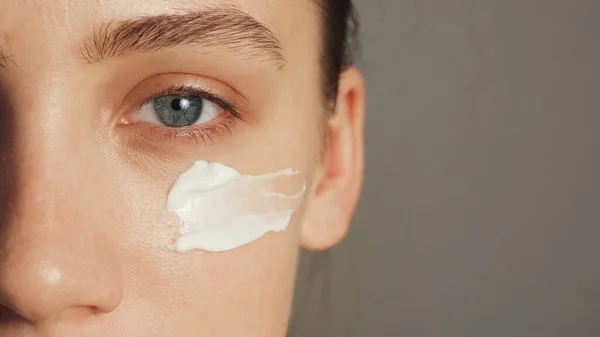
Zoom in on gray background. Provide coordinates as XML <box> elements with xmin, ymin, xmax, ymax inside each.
<box><xmin>330</xmin><ymin>0</ymin><xmax>600</xmax><ymax>336</ymax></box>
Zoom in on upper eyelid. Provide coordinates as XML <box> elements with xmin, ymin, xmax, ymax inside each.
<box><xmin>136</xmin><ymin>85</ymin><xmax>244</xmax><ymax>120</ymax></box>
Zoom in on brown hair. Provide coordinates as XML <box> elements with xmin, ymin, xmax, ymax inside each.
<box><xmin>317</xmin><ymin>0</ymin><xmax>359</xmax><ymax>104</ymax></box>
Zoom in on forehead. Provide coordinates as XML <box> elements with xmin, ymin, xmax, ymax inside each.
<box><xmin>0</xmin><ymin>0</ymin><xmax>321</xmax><ymax>67</ymax></box>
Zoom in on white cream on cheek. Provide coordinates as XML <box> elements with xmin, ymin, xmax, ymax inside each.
<box><xmin>167</xmin><ymin>161</ymin><xmax>305</xmax><ymax>253</ymax></box>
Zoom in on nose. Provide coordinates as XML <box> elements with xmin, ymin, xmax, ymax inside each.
<box><xmin>0</xmin><ymin>139</ymin><xmax>124</xmax><ymax>324</ymax></box>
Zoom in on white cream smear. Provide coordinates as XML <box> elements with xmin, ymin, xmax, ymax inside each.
<box><xmin>167</xmin><ymin>161</ymin><xmax>305</xmax><ymax>253</ymax></box>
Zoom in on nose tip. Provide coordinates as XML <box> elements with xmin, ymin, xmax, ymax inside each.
<box><xmin>0</xmin><ymin>261</ymin><xmax>79</xmax><ymax>322</ymax></box>
<box><xmin>0</xmin><ymin>247</ymin><xmax>123</xmax><ymax>323</ymax></box>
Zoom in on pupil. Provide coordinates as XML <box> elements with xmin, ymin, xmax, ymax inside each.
<box><xmin>171</xmin><ymin>99</ymin><xmax>182</xmax><ymax>111</ymax></box>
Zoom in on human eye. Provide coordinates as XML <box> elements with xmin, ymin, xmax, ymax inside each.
<box><xmin>118</xmin><ymin>75</ymin><xmax>245</xmax><ymax>145</ymax></box>
<box><xmin>136</xmin><ymin>92</ymin><xmax>219</xmax><ymax>128</ymax></box>
<box><xmin>132</xmin><ymin>85</ymin><xmax>243</xmax><ymax>128</ymax></box>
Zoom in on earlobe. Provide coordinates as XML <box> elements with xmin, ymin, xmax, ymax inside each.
<box><xmin>300</xmin><ymin>67</ymin><xmax>365</xmax><ymax>251</ymax></box>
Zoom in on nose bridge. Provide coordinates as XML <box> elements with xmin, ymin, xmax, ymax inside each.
<box><xmin>4</xmin><ymin>75</ymin><xmax>96</xmax><ymax>231</ymax></box>
<box><xmin>0</xmin><ymin>99</ymin><xmax>123</xmax><ymax>323</ymax></box>
<box><xmin>5</xmin><ymin>100</ymin><xmax>78</xmax><ymax>237</ymax></box>
<box><xmin>4</xmin><ymin>143</ymin><xmax>76</xmax><ymax>247</ymax></box>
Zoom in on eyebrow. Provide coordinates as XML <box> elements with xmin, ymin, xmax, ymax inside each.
<box><xmin>80</xmin><ymin>7</ymin><xmax>286</xmax><ymax>69</ymax></box>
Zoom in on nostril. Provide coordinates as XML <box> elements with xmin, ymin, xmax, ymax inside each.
<box><xmin>55</xmin><ymin>306</ymin><xmax>104</xmax><ymax>323</ymax></box>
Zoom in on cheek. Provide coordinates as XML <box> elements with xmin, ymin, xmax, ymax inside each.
<box><xmin>162</xmin><ymin>228</ymin><xmax>300</xmax><ymax>336</ymax></box>
<box><xmin>104</xmin><ymin>79</ymin><xmax>323</xmax><ymax>334</ymax></box>
<box><xmin>108</xmin><ymin>154</ymin><xmax>308</xmax><ymax>335</ymax></box>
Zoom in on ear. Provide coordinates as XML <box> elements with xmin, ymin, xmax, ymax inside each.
<box><xmin>300</xmin><ymin>67</ymin><xmax>366</xmax><ymax>251</ymax></box>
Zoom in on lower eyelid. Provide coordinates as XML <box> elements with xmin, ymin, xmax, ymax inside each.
<box><xmin>139</xmin><ymin>115</ymin><xmax>237</xmax><ymax>145</ymax></box>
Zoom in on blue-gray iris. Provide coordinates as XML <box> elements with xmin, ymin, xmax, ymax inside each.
<box><xmin>153</xmin><ymin>95</ymin><xmax>204</xmax><ymax>127</ymax></box>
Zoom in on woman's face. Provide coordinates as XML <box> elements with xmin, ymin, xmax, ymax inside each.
<box><xmin>0</xmin><ymin>0</ymin><xmax>364</xmax><ymax>336</ymax></box>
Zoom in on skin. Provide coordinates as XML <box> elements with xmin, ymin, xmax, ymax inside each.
<box><xmin>0</xmin><ymin>0</ymin><xmax>365</xmax><ymax>336</ymax></box>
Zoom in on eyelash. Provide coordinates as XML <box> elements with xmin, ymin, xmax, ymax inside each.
<box><xmin>133</xmin><ymin>84</ymin><xmax>244</xmax><ymax>144</ymax></box>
